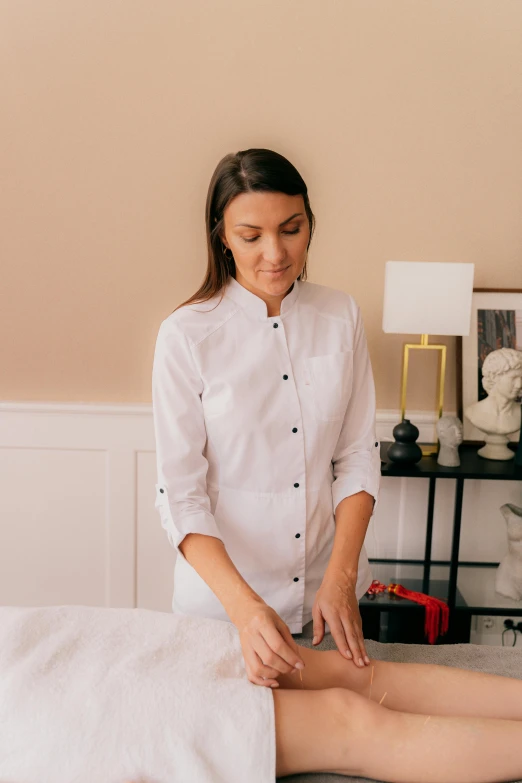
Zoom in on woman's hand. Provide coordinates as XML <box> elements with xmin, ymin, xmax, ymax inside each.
<box><xmin>232</xmin><ymin>598</ymin><xmax>305</xmax><ymax>688</ymax></box>
<box><xmin>312</xmin><ymin>573</ymin><xmax>370</xmax><ymax>667</ymax></box>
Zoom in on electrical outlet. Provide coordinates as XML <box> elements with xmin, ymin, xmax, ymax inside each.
<box><xmin>471</xmin><ymin>615</ymin><xmax>520</xmax><ymax>645</ymax></box>
<box><xmin>478</xmin><ymin>616</ymin><xmax>517</xmax><ymax>634</ymax></box>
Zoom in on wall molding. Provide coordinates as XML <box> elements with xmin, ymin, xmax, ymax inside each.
<box><xmin>1</xmin><ymin>400</ymin><xmax>447</xmax><ymax>434</ymax></box>
<box><xmin>0</xmin><ymin>401</ymin><xmax>153</xmax><ymax>416</ymax></box>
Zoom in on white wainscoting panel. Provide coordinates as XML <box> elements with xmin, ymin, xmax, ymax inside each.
<box><xmin>0</xmin><ymin>403</ymin><xmax>159</xmax><ymax>610</ymax></box>
<box><xmin>1</xmin><ymin>403</ymin><xmax>521</xmax><ymax>627</ymax></box>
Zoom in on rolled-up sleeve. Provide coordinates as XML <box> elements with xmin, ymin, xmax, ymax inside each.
<box><xmin>331</xmin><ymin>300</ymin><xmax>381</xmax><ymax>517</ymax></box>
<box><xmin>152</xmin><ymin>318</ymin><xmax>223</xmax><ymax>551</ymax></box>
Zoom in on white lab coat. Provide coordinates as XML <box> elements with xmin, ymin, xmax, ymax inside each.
<box><xmin>152</xmin><ymin>275</ymin><xmax>381</xmax><ymax>633</ymax></box>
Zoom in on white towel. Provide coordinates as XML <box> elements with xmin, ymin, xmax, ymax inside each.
<box><xmin>0</xmin><ymin>605</ymin><xmax>276</xmax><ymax>783</ymax></box>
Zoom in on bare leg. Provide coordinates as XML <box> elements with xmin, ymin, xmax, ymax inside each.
<box><xmin>277</xmin><ymin>644</ymin><xmax>522</xmax><ymax>720</ymax></box>
<box><xmin>273</xmin><ymin>686</ymin><xmax>522</xmax><ymax>781</ymax></box>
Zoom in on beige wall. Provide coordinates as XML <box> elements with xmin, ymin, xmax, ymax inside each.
<box><xmin>2</xmin><ymin>0</ymin><xmax>521</xmax><ymax>411</ymax></box>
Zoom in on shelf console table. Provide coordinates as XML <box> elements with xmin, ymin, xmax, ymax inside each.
<box><xmin>359</xmin><ymin>442</ymin><xmax>522</xmax><ymax>644</ymax></box>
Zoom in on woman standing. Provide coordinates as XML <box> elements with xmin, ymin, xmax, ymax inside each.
<box><xmin>152</xmin><ymin>148</ymin><xmax>381</xmax><ymax>687</ymax></box>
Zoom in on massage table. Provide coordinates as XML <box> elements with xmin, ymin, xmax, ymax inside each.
<box><xmin>0</xmin><ymin>604</ymin><xmax>520</xmax><ymax>783</ymax></box>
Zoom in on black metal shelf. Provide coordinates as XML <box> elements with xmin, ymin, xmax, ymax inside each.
<box><xmin>363</xmin><ymin>562</ymin><xmax>522</xmax><ymax>615</ymax></box>
<box><xmin>361</xmin><ymin>443</ymin><xmax>522</xmax><ymax>643</ymax></box>
<box><xmin>380</xmin><ymin>442</ymin><xmax>522</xmax><ymax>481</ymax></box>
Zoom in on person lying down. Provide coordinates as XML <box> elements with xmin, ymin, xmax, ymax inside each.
<box><xmin>1</xmin><ymin>604</ymin><xmax>522</xmax><ymax>783</ymax></box>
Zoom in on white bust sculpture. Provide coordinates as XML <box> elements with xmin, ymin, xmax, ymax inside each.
<box><xmin>464</xmin><ymin>347</ymin><xmax>522</xmax><ymax>460</ymax></box>
<box><xmin>495</xmin><ymin>503</ymin><xmax>522</xmax><ymax>601</ymax></box>
<box><xmin>436</xmin><ymin>415</ymin><xmax>463</xmax><ymax>467</ymax></box>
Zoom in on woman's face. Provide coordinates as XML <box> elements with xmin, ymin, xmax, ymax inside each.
<box><xmin>220</xmin><ymin>191</ymin><xmax>310</xmax><ymax>302</ymax></box>
<box><xmin>494</xmin><ymin>368</ymin><xmax>522</xmax><ymax>402</ymax></box>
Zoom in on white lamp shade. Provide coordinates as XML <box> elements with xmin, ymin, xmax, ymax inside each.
<box><xmin>382</xmin><ymin>261</ymin><xmax>475</xmax><ymax>336</ymax></box>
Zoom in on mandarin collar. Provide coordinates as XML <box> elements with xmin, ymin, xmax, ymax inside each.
<box><xmin>224</xmin><ymin>275</ymin><xmax>300</xmax><ymax>321</ymax></box>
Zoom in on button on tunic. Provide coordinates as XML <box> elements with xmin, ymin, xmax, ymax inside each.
<box><xmin>152</xmin><ymin>276</ymin><xmax>381</xmax><ymax>633</ymax></box>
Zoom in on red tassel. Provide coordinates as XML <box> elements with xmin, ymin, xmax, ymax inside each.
<box><xmin>366</xmin><ymin>580</ymin><xmax>449</xmax><ymax>644</ymax></box>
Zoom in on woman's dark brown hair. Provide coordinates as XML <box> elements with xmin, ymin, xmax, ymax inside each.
<box><xmin>172</xmin><ymin>148</ymin><xmax>315</xmax><ymax>313</ymax></box>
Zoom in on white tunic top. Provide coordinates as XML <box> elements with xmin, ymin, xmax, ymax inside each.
<box><xmin>152</xmin><ymin>275</ymin><xmax>381</xmax><ymax>633</ymax></box>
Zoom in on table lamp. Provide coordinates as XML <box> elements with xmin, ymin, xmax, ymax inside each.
<box><xmin>382</xmin><ymin>261</ymin><xmax>475</xmax><ymax>456</ymax></box>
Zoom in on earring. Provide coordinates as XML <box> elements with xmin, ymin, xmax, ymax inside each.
<box><xmin>222</xmin><ymin>244</ymin><xmax>233</xmax><ymax>260</ymax></box>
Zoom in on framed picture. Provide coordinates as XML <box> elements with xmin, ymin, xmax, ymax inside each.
<box><xmin>456</xmin><ymin>287</ymin><xmax>522</xmax><ymax>444</ymax></box>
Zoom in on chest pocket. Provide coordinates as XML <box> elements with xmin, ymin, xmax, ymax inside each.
<box><xmin>304</xmin><ymin>351</ymin><xmax>354</xmax><ymax>421</ymax></box>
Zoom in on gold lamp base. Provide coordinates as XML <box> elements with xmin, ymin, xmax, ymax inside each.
<box><xmin>400</xmin><ymin>335</ymin><xmax>447</xmax><ymax>457</ymax></box>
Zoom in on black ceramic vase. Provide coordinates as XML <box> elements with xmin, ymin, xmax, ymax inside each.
<box><xmin>388</xmin><ymin>419</ymin><xmax>423</xmax><ymax>464</ymax></box>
